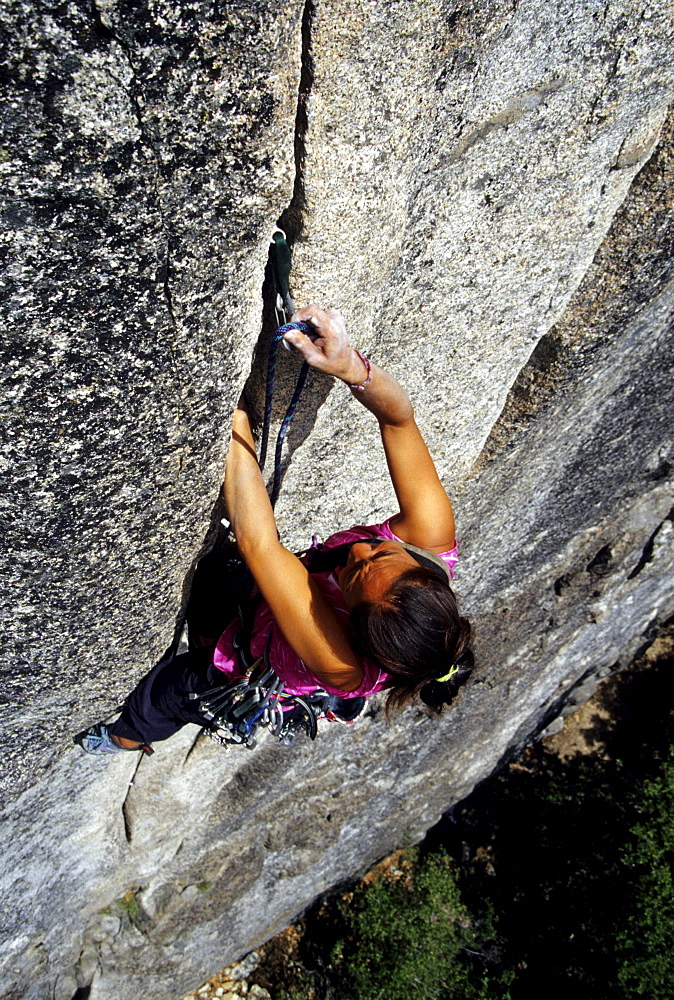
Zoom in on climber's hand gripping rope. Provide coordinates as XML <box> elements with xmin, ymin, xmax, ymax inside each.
<box><xmin>280</xmin><ymin>307</ymin><xmax>370</xmax><ymax>386</ymax></box>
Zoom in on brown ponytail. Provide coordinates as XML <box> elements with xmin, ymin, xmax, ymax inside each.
<box><xmin>348</xmin><ymin>566</ymin><xmax>473</xmax><ymax>717</ymax></box>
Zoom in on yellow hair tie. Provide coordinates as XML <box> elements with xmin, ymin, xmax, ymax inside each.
<box><xmin>437</xmin><ymin>664</ymin><xmax>460</xmax><ymax>683</ymax></box>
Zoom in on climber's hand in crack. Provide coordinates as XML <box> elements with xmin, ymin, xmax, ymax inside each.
<box><xmin>286</xmin><ymin>305</ymin><xmax>416</xmax><ymax>430</ymax></box>
<box><xmin>284</xmin><ymin>305</ymin><xmax>368</xmax><ymax>385</ymax></box>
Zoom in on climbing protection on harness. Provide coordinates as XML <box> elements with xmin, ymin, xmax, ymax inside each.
<box><xmin>190</xmin><ymin>656</ymin><xmax>328</xmax><ymax>750</ymax></box>
<box><xmin>190</xmin><ymin>594</ymin><xmax>366</xmax><ymax>749</ymax></box>
<box><xmin>258</xmin><ymin>228</ymin><xmax>315</xmax><ymax>508</ymax></box>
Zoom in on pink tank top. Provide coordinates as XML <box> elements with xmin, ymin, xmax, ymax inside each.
<box><xmin>212</xmin><ymin>517</ymin><xmax>458</xmax><ymax>698</ymax></box>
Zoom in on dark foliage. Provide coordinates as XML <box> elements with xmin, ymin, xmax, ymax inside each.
<box><xmin>430</xmin><ymin>641</ymin><xmax>674</xmax><ymax>999</ymax></box>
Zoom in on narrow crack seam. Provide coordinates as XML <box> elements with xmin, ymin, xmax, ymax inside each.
<box><xmin>91</xmin><ymin>0</ymin><xmax>166</xmax><ymax>179</ymax></box>
<box><xmin>121</xmin><ymin>754</ymin><xmax>144</xmax><ymax>845</ymax></box>
<box><xmin>277</xmin><ymin>0</ymin><xmax>316</xmax><ymax>240</ymax></box>
<box><xmin>162</xmin><ymin>245</ymin><xmax>178</xmax><ymax>331</ymax></box>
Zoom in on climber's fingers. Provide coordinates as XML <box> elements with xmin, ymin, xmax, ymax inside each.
<box><xmin>285</xmin><ymin>305</ymin><xmax>356</xmax><ymax>380</ymax></box>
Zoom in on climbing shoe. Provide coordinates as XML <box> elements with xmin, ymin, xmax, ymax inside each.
<box><xmin>74</xmin><ymin>722</ymin><xmax>153</xmax><ymax>756</ymax></box>
<box><xmin>325</xmin><ymin>695</ymin><xmax>366</xmax><ymax>724</ymax></box>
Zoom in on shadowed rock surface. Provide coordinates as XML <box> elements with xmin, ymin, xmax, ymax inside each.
<box><xmin>1</xmin><ymin>2</ymin><xmax>673</xmax><ymax>999</ymax></box>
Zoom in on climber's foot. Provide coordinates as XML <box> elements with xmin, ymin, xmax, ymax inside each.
<box><xmin>74</xmin><ymin>722</ymin><xmax>154</xmax><ymax>756</ymax></box>
<box><xmin>114</xmin><ymin>734</ymin><xmax>145</xmax><ymax>749</ymax></box>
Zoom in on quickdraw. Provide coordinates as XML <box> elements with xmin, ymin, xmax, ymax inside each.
<box><xmin>190</xmin><ymin>661</ymin><xmax>316</xmax><ymax>750</ymax></box>
<box><xmin>189</xmin><ymin>654</ymin><xmax>344</xmax><ymax>750</ymax></box>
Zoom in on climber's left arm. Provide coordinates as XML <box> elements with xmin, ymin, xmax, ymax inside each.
<box><xmin>224</xmin><ymin>400</ymin><xmax>365</xmax><ymax>692</ymax></box>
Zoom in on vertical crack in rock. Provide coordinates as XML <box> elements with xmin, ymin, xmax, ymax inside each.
<box><xmin>90</xmin><ymin>0</ymin><xmax>114</xmax><ymax>43</ymax></box>
<box><xmin>121</xmin><ymin>756</ymin><xmax>144</xmax><ymax>845</ymax></box>
<box><xmin>182</xmin><ymin>728</ymin><xmax>207</xmax><ymax>767</ymax></box>
<box><xmin>90</xmin><ymin>1</ymin><xmax>166</xmax><ymax>178</ymax></box>
<box><xmin>277</xmin><ymin>0</ymin><xmax>315</xmax><ymax>240</ymax></box>
<box><xmin>587</xmin><ymin>45</ymin><xmax>623</xmax><ymax>125</ymax></box>
<box><xmin>243</xmin><ymin>0</ymin><xmax>324</xmax><ymax>494</ymax></box>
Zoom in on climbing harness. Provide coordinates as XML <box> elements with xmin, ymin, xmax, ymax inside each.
<box><xmin>259</xmin><ymin>229</ymin><xmax>315</xmax><ymax>507</ymax></box>
<box><xmin>190</xmin><ymin>622</ymin><xmax>364</xmax><ymax>750</ymax></box>
<box><xmin>185</xmin><ymin>532</ymin><xmax>451</xmax><ymax>750</ymax></box>
<box><xmin>190</xmin><ymin>655</ymin><xmax>331</xmax><ymax>750</ymax></box>
<box><xmin>185</xmin><ymin>535</ymin><xmax>369</xmax><ymax>750</ymax></box>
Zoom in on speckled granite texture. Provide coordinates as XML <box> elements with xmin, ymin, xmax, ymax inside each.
<box><xmin>0</xmin><ymin>0</ymin><xmax>304</xmax><ymax>798</ymax></box>
<box><xmin>1</xmin><ymin>2</ymin><xmax>673</xmax><ymax>999</ymax></box>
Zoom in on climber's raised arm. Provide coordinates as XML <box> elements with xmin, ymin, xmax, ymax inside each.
<box><xmin>224</xmin><ymin>395</ymin><xmax>365</xmax><ymax>692</ymax></box>
<box><xmin>284</xmin><ymin>306</ymin><xmax>456</xmax><ymax>554</ymax></box>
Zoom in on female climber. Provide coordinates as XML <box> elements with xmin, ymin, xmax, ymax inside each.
<box><xmin>75</xmin><ymin>306</ymin><xmax>473</xmax><ymax>755</ymax></box>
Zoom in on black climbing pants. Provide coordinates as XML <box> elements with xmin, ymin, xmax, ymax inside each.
<box><xmin>109</xmin><ymin>647</ymin><xmax>221</xmax><ymax>745</ymax></box>
<box><xmin>110</xmin><ymin>533</ymin><xmax>253</xmax><ymax>745</ymax></box>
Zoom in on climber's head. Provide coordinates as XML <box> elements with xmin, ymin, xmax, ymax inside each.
<box><xmin>340</xmin><ymin>539</ymin><xmax>473</xmax><ymax>715</ymax></box>
<box><xmin>338</xmin><ymin>539</ymin><xmax>420</xmax><ymax>607</ymax></box>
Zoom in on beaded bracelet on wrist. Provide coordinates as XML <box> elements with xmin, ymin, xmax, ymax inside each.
<box><xmin>347</xmin><ymin>349</ymin><xmax>372</xmax><ymax>391</ymax></box>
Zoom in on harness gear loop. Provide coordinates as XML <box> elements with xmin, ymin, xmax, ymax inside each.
<box><xmin>193</xmin><ymin>654</ymin><xmax>328</xmax><ymax>750</ymax></box>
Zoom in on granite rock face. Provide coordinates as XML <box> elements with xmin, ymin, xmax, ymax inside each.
<box><xmin>275</xmin><ymin>0</ymin><xmax>673</xmax><ymax>540</ymax></box>
<box><xmin>0</xmin><ymin>0</ymin><xmax>304</xmax><ymax>798</ymax></box>
<box><xmin>1</xmin><ymin>2</ymin><xmax>673</xmax><ymax>999</ymax></box>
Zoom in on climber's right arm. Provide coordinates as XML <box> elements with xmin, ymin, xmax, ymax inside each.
<box><xmin>283</xmin><ymin>306</ymin><xmax>455</xmax><ymax>553</ymax></box>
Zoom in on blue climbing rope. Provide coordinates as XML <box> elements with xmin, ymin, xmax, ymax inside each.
<box><xmin>260</xmin><ymin>320</ymin><xmax>313</xmax><ymax>507</ymax></box>
<box><xmin>271</xmin><ymin>323</ymin><xmax>313</xmax><ymax>506</ymax></box>
<box><xmin>257</xmin><ymin>229</ymin><xmax>321</xmax><ymax>507</ymax></box>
